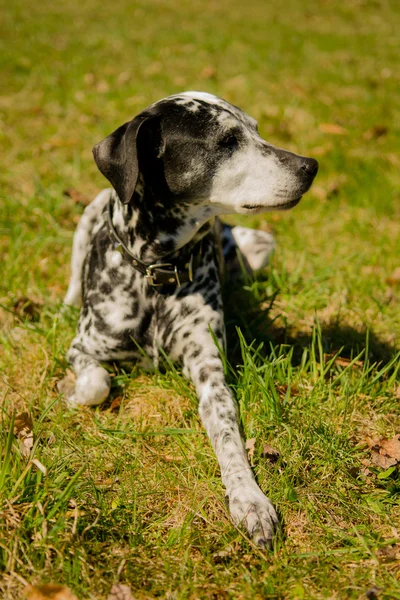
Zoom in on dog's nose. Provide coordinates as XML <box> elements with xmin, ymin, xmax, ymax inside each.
<box><xmin>300</xmin><ymin>158</ymin><xmax>319</xmax><ymax>177</ymax></box>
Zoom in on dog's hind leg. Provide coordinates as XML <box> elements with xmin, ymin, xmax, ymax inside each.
<box><xmin>64</xmin><ymin>189</ymin><xmax>112</xmax><ymax>308</ymax></box>
<box><xmin>221</xmin><ymin>223</ymin><xmax>275</xmax><ymax>275</ymax></box>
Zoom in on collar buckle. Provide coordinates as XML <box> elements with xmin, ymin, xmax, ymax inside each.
<box><xmin>145</xmin><ymin>262</ymin><xmax>174</xmax><ymax>287</ymax></box>
<box><xmin>107</xmin><ymin>199</ymin><xmax>200</xmax><ymax>288</ymax></box>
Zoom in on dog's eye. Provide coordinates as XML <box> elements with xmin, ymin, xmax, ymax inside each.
<box><xmin>219</xmin><ymin>135</ymin><xmax>239</xmax><ymax>151</ymax></box>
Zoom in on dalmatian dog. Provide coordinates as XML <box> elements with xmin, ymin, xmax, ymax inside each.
<box><xmin>62</xmin><ymin>92</ymin><xmax>318</xmax><ymax>548</ymax></box>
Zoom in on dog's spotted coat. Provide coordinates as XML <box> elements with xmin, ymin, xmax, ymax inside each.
<box><xmin>63</xmin><ymin>92</ymin><xmax>318</xmax><ymax>547</ymax></box>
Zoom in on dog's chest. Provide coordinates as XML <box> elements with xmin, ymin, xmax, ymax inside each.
<box><xmin>77</xmin><ymin>223</ymin><xmax>222</xmax><ymax>362</ymax></box>
<box><xmin>78</xmin><ymin>227</ymin><xmax>155</xmax><ymax>354</ymax></box>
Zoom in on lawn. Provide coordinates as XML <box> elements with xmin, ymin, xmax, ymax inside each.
<box><xmin>1</xmin><ymin>0</ymin><xmax>400</xmax><ymax>598</ymax></box>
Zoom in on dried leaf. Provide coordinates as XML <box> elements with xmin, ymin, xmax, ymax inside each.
<box><xmin>42</xmin><ymin>137</ymin><xmax>78</xmax><ymax>150</ymax></box>
<box><xmin>376</xmin><ymin>543</ymin><xmax>400</xmax><ymax>563</ymax></box>
<box><xmin>200</xmin><ymin>66</ymin><xmax>217</xmax><ymax>79</ymax></box>
<box><xmin>213</xmin><ymin>544</ymin><xmax>234</xmax><ymax>563</ymax></box>
<box><xmin>30</xmin><ymin>458</ymin><xmax>47</xmax><ymax>476</ymax></box>
<box><xmin>14</xmin><ymin>412</ymin><xmax>34</xmax><ymax>458</ymax></box>
<box><xmin>310</xmin><ymin>144</ymin><xmax>333</xmax><ymax>157</ymax></box>
<box><xmin>245</xmin><ymin>437</ymin><xmax>256</xmax><ymax>465</ymax></box>
<box><xmin>144</xmin><ymin>62</ymin><xmax>163</xmax><ymax>76</ymax></box>
<box><xmin>275</xmin><ymin>384</ymin><xmax>299</xmax><ymax>398</ymax></box>
<box><xmin>117</xmin><ymin>71</ymin><xmax>131</xmax><ymax>84</ymax></box>
<box><xmin>361</xmin><ymin>265</ymin><xmax>382</xmax><ymax>276</ymax></box>
<box><xmin>326</xmin><ymin>181</ymin><xmax>341</xmax><ymax>198</ymax></box>
<box><xmin>364</xmin><ymin>125</ymin><xmax>388</xmax><ymax>140</ymax></box>
<box><xmin>379</xmin><ymin>435</ymin><xmax>400</xmax><ymax>461</ymax></box>
<box><xmin>57</xmin><ymin>370</ymin><xmax>76</xmax><ymax>398</ymax></box>
<box><xmin>367</xmin><ymin>434</ymin><xmax>400</xmax><ymax>469</ymax></box>
<box><xmin>395</xmin><ymin>385</ymin><xmax>400</xmax><ymax>400</ymax></box>
<box><xmin>225</xmin><ymin>74</ymin><xmax>247</xmax><ymax>90</ymax></box>
<box><xmin>107</xmin><ymin>583</ymin><xmax>135</xmax><ymax>600</ymax></box>
<box><xmin>93</xmin><ymin>478</ymin><xmax>114</xmax><ymax>488</ymax></box>
<box><xmin>83</xmin><ymin>73</ymin><xmax>95</xmax><ymax>84</ymax></box>
<box><xmin>310</xmin><ymin>185</ymin><xmax>327</xmax><ymax>201</ymax></box>
<box><xmin>96</xmin><ymin>80</ymin><xmax>110</xmax><ymax>93</ymax></box>
<box><xmin>365</xmin><ymin>435</ymin><xmax>379</xmax><ymax>448</ymax></box>
<box><xmin>386</xmin><ymin>267</ymin><xmax>400</xmax><ymax>286</ymax></box>
<box><xmin>387</xmin><ymin>152</ymin><xmax>400</xmax><ymax>167</ymax></box>
<box><xmin>25</xmin><ymin>584</ymin><xmax>79</xmax><ymax>600</ymax></box>
<box><xmin>383</xmin><ymin>287</ymin><xmax>397</xmax><ymax>305</ymax></box>
<box><xmin>109</xmin><ymin>396</ymin><xmax>122</xmax><ymax>412</ymax></box>
<box><xmin>262</xmin><ymin>444</ymin><xmax>280</xmax><ymax>464</ymax></box>
<box><xmin>63</xmin><ymin>188</ymin><xmax>91</xmax><ymax>207</ymax></box>
<box><xmin>14</xmin><ymin>412</ymin><xmax>33</xmax><ymax>436</ymax></box>
<box><xmin>13</xmin><ymin>297</ymin><xmax>42</xmax><ymax>321</ymax></box>
<box><xmin>371</xmin><ymin>453</ymin><xmax>397</xmax><ymax>469</ymax></box>
<box><xmin>360</xmin><ymin>466</ymin><xmax>372</xmax><ymax>478</ymax></box>
<box><xmin>160</xmin><ymin>454</ymin><xmax>183</xmax><ymax>463</ymax></box>
<box><xmin>324</xmin><ymin>354</ymin><xmax>363</xmax><ymax>369</ymax></box>
<box><xmin>319</xmin><ymin>123</ymin><xmax>348</xmax><ymax>135</ymax></box>
<box><xmin>47</xmin><ymin>432</ymin><xmax>57</xmax><ymax>445</ymax></box>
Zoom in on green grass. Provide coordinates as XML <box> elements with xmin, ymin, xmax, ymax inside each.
<box><xmin>1</xmin><ymin>0</ymin><xmax>400</xmax><ymax>598</ymax></box>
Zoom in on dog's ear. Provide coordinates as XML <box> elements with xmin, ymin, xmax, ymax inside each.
<box><xmin>92</xmin><ymin>113</ymin><xmax>164</xmax><ymax>205</ymax></box>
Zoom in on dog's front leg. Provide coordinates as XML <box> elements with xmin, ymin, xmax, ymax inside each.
<box><xmin>183</xmin><ymin>347</ymin><xmax>279</xmax><ymax>547</ymax></box>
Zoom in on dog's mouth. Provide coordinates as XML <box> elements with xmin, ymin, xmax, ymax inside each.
<box><xmin>242</xmin><ymin>197</ymin><xmax>302</xmax><ymax>212</ymax></box>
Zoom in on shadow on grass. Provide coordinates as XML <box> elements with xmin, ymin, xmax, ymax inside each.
<box><xmin>223</xmin><ymin>277</ymin><xmax>397</xmax><ymax>368</ymax></box>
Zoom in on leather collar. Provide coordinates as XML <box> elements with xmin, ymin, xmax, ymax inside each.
<box><xmin>105</xmin><ymin>199</ymin><xmax>203</xmax><ymax>287</ymax></box>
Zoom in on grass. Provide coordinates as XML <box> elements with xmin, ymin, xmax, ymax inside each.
<box><xmin>1</xmin><ymin>0</ymin><xmax>400</xmax><ymax>597</ymax></box>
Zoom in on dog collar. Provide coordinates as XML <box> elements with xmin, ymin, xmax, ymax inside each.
<box><xmin>106</xmin><ymin>199</ymin><xmax>203</xmax><ymax>287</ymax></box>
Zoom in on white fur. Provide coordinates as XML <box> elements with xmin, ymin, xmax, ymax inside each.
<box><xmin>178</xmin><ymin>91</ymin><xmax>224</xmax><ymax>104</ymax></box>
<box><xmin>210</xmin><ymin>145</ymin><xmax>300</xmax><ymax>214</ymax></box>
<box><xmin>64</xmin><ymin>188</ymin><xmax>112</xmax><ymax>307</ymax></box>
<box><xmin>231</xmin><ymin>226</ymin><xmax>276</xmax><ymax>270</ymax></box>
<box><xmin>68</xmin><ymin>366</ymin><xmax>111</xmax><ymax>407</ymax></box>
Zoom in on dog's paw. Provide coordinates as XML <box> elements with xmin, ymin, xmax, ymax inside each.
<box><xmin>231</xmin><ymin>226</ymin><xmax>276</xmax><ymax>271</ymax></box>
<box><xmin>228</xmin><ymin>483</ymin><xmax>279</xmax><ymax>548</ymax></box>
<box><xmin>58</xmin><ymin>367</ymin><xmax>111</xmax><ymax>407</ymax></box>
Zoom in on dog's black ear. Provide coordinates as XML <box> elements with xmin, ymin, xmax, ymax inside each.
<box><xmin>92</xmin><ymin>113</ymin><xmax>163</xmax><ymax>205</ymax></box>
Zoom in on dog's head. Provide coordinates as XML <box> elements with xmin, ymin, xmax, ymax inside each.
<box><xmin>93</xmin><ymin>91</ymin><xmax>318</xmax><ymax>216</ymax></box>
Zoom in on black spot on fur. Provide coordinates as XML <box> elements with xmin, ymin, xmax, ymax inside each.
<box><xmin>100</xmin><ymin>282</ymin><xmax>112</xmax><ymax>295</ymax></box>
<box><xmin>199</xmin><ymin>367</ymin><xmax>210</xmax><ymax>383</ymax></box>
<box><xmin>190</xmin><ymin>348</ymin><xmax>202</xmax><ymax>360</ymax></box>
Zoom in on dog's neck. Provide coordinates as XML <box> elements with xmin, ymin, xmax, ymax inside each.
<box><xmin>110</xmin><ymin>188</ymin><xmax>216</xmax><ymax>263</ymax></box>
